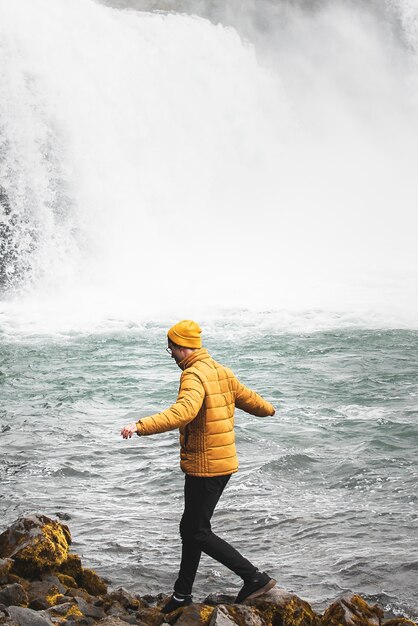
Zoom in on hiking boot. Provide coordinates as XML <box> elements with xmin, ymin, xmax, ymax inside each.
<box><xmin>160</xmin><ymin>593</ymin><xmax>192</xmax><ymax>614</ymax></box>
<box><xmin>235</xmin><ymin>571</ymin><xmax>276</xmax><ymax>603</ymax></box>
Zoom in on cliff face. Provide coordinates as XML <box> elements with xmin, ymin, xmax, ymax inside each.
<box><xmin>0</xmin><ymin>515</ymin><xmax>416</xmax><ymax>626</ymax></box>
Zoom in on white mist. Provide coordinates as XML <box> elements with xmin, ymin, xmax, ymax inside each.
<box><xmin>0</xmin><ymin>0</ymin><xmax>417</xmax><ymax>332</ymax></box>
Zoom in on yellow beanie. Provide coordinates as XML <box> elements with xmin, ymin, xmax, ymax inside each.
<box><xmin>167</xmin><ymin>320</ymin><xmax>202</xmax><ymax>349</ymax></box>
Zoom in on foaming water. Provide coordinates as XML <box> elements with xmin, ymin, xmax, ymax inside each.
<box><xmin>1</xmin><ymin>0</ymin><xmax>418</xmax><ymax>331</ymax></box>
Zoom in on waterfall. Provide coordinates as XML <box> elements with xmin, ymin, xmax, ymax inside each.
<box><xmin>1</xmin><ymin>0</ymin><xmax>417</xmax><ymax>331</ymax></box>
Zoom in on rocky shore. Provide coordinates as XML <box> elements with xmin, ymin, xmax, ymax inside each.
<box><xmin>0</xmin><ymin>515</ymin><xmax>415</xmax><ymax>626</ymax></box>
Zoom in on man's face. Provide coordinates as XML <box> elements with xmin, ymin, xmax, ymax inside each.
<box><xmin>167</xmin><ymin>340</ymin><xmax>186</xmax><ymax>367</ymax></box>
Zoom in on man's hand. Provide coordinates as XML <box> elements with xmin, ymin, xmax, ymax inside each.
<box><xmin>121</xmin><ymin>422</ymin><xmax>138</xmax><ymax>439</ymax></box>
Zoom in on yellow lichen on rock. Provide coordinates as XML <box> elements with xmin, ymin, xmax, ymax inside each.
<box><xmin>80</xmin><ymin>567</ymin><xmax>108</xmax><ymax>596</ymax></box>
<box><xmin>59</xmin><ymin>553</ymin><xmax>83</xmax><ymax>580</ymax></box>
<box><xmin>282</xmin><ymin>595</ymin><xmax>321</xmax><ymax>626</ymax></box>
<box><xmin>0</xmin><ymin>515</ymin><xmax>72</xmax><ymax>577</ymax></box>
<box><xmin>66</xmin><ymin>604</ymin><xmax>84</xmax><ymax>618</ymax></box>
<box><xmin>17</xmin><ymin>522</ymin><xmax>70</xmax><ymax>570</ymax></box>
<box><xmin>199</xmin><ymin>605</ymin><xmax>215</xmax><ymax>623</ymax></box>
<box><xmin>322</xmin><ymin>595</ymin><xmax>383</xmax><ymax>626</ymax></box>
<box><xmin>57</xmin><ymin>572</ymin><xmax>77</xmax><ymax>588</ymax></box>
<box><xmin>46</xmin><ymin>592</ymin><xmax>65</xmax><ymax>606</ymax></box>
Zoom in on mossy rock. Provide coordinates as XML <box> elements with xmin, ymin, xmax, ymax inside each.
<box><xmin>246</xmin><ymin>589</ymin><xmax>321</xmax><ymax>626</ymax></box>
<box><xmin>59</xmin><ymin>554</ymin><xmax>83</xmax><ymax>582</ymax></box>
<box><xmin>79</xmin><ymin>569</ymin><xmax>107</xmax><ymax>596</ymax></box>
<box><xmin>216</xmin><ymin>603</ymin><xmax>264</xmax><ymax>625</ymax></box>
<box><xmin>0</xmin><ymin>558</ymin><xmax>14</xmax><ymax>584</ymax></box>
<box><xmin>0</xmin><ymin>583</ymin><xmax>29</xmax><ymax>607</ymax></box>
<box><xmin>322</xmin><ymin>595</ymin><xmax>383</xmax><ymax>626</ymax></box>
<box><xmin>0</xmin><ymin>515</ymin><xmax>71</xmax><ymax>577</ymax></box>
<box><xmin>57</xmin><ymin>574</ymin><xmax>78</xmax><ymax>589</ymax></box>
<box><xmin>169</xmin><ymin>604</ymin><xmax>215</xmax><ymax>625</ymax></box>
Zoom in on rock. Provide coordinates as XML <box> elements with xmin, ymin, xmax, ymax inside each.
<box><xmin>322</xmin><ymin>596</ymin><xmax>384</xmax><ymax>626</ymax></box>
<box><xmin>0</xmin><ymin>584</ymin><xmax>29</xmax><ymax>607</ymax></box>
<box><xmin>0</xmin><ymin>560</ymin><xmax>14</xmax><ymax>584</ymax></box>
<box><xmin>55</xmin><ymin>577</ymin><xmax>76</xmax><ymax>591</ymax></box>
<box><xmin>168</xmin><ymin>604</ymin><xmax>214</xmax><ymax>626</ymax></box>
<box><xmin>79</xmin><ymin>570</ymin><xmax>107</xmax><ymax>597</ymax></box>
<box><xmin>244</xmin><ymin>588</ymin><xmax>321</xmax><ymax>626</ymax></box>
<box><xmin>135</xmin><ymin>608</ymin><xmax>166</xmax><ymax>626</ymax></box>
<box><xmin>97</xmin><ymin>618</ymin><xmax>135</xmax><ymax>626</ymax></box>
<box><xmin>6</xmin><ymin>577</ymin><xmax>29</xmax><ymax>590</ymax></box>
<box><xmin>27</xmin><ymin>581</ymin><xmax>65</xmax><ymax>609</ymax></box>
<box><xmin>59</xmin><ymin>557</ymin><xmax>82</xmax><ymax>583</ymax></box>
<box><xmin>214</xmin><ymin>604</ymin><xmax>264</xmax><ymax>626</ymax></box>
<box><xmin>7</xmin><ymin>606</ymin><xmax>54</xmax><ymax>626</ymax></box>
<box><xmin>115</xmin><ymin>617</ymin><xmax>137</xmax><ymax>625</ymax></box>
<box><xmin>73</xmin><ymin>598</ymin><xmax>105</xmax><ymax>620</ymax></box>
<box><xmin>104</xmin><ymin>602</ymin><xmax>126</xmax><ymax>618</ymax></box>
<box><xmin>45</xmin><ymin>602</ymin><xmax>78</xmax><ymax>617</ymax></box>
<box><xmin>0</xmin><ymin>516</ymin><xmax>71</xmax><ymax>577</ymax></box>
<box><xmin>106</xmin><ymin>590</ymin><xmax>141</xmax><ymax>611</ymax></box>
<box><xmin>208</xmin><ymin>606</ymin><xmax>238</xmax><ymax>626</ymax></box>
<box><xmin>64</xmin><ymin>590</ymin><xmax>95</xmax><ymax>605</ymax></box>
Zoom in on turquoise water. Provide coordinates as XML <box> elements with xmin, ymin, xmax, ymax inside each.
<box><xmin>1</xmin><ymin>316</ymin><xmax>417</xmax><ymax>619</ymax></box>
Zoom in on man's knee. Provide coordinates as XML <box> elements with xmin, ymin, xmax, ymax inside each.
<box><xmin>180</xmin><ymin>519</ymin><xmax>211</xmax><ymax>546</ymax></box>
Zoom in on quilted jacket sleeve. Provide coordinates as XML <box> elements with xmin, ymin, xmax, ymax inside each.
<box><xmin>233</xmin><ymin>378</ymin><xmax>275</xmax><ymax>417</ymax></box>
<box><xmin>136</xmin><ymin>370</ymin><xmax>205</xmax><ymax>435</ymax></box>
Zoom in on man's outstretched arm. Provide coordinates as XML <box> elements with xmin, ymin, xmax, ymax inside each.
<box><xmin>121</xmin><ymin>371</ymin><xmax>205</xmax><ymax>438</ymax></box>
<box><xmin>234</xmin><ymin>378</ymin><xmax>275</xmax><ymax>417</ymax></box>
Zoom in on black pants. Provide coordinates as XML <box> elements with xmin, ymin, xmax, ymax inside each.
<box><xmin>173</xmin><ymin>474</ymin><xmax>257</xmax><ymax>595</ymax></box>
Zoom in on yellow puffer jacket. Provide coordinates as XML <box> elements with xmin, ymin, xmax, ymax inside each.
<box><xmin>136</xmin><ymin>348</ymin><xmax>275</xmax><ymax>477</ymax></box>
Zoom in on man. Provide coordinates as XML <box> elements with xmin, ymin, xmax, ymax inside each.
<box><xmin>121</xmin><ymin>320</ymin><xmax>277</xmax><ymax>613</ymax></box>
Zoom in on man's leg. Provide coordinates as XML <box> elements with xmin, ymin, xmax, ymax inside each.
<box><xmin>174</xmin><ymin>474</ymin><xmax>257</xmax><ymax>596</ymax></box>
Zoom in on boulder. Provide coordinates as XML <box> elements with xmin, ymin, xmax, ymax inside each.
<box><xmin>209</xmin><ymin>604</ymin><xmax>264</xmax><ymax>625</ymax></box>
<box><xmin>78</xmin><ymin>571</ymin><xmax>107</xmax><ymax>597</ymax></box>
<box><xmin>0</xmin><ymin>584</ymin><xmax>29</xmax><ymax>608</ymax></box>
<box><xmin>27</xmin><ymin>581</ymin><xmax>65</xmax><ymax>609</ymax></box>
<box><xmin>168</xmin><ymin>604</ymin><xmax>214</xmax><ymax>625</ymax></box>
<box><xmin>208</xmin><ymin>606</ymin><xmax>237</xmax><ymax>626</ymax></box>
<box><xmin>6</xmin><ymin>607</ymin><xmax>54</xmax><ymax>626</ymax></box>
<box><xmin>0</xmin><ymin>516</ymin><xmax>71</xmax><ymax>577</ymax></box>
<box><xmin>56</xmin><ymin>577</ymin><xmax>76</xmax><ymax>591</ymax></box>
<box><xmin>134</xmin><ymin>608</ymin><xmax>166</xmax><ymax>626</ymax></box>
<box><xmin>59</xmin><ymin>558</ymin><xmax>82</xmax><ymax>583</ymax></box>
<box><xmin>322</xmin><ymin>596</ymin><xmax>384</xmax><ymax>626</ymax></box>
<box><xmin>73</xmin><ymin>598</ymin><xmax>104</xmax><ymax>620</ymax></box>
<box><xmin>97</xmin><ymin>618</ymin><xmax>137</xmax><ymax>626</ymax></box>
<box><xmin>245</xmin><ymin>587</ymin><xmax>320</xmax><ymax>626</ymax></box>
<box><xmin>106</xmin><ymin>590</ymin><xmax>141</xmax><ymax>612</ymax></box>
<box><xmin>0</xmin><ymin>560</ymin><xmax>14</xmax><ymax>585</ymax></box>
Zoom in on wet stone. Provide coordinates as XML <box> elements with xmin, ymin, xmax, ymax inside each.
<box><xmin>322</xmin><ymin>596</ymin><xmax>383</xmax><ymax>626</ymax></box>
<box><xmin>0</xmin><ymin>516</ymin><xmax>71</xmax><ymax>578</ymax></box>
<box><xmin>170</xmin><ymin>604</ymin><xmax>214</xmax><ymax>626</ymax></box>
<box><xmin>79</xmin><ymin>571</ymin><xmax>107</xmax><ymax>597</ymax></box>
<box><xmin>107</xmin><ymin>590</ymin><xmax>141</xmax><ymax>611</ymax></box>
<box><xmin>73</xmin><ymin>598</ymin><xmax>104</xmax><ymax>620</ymax></box>
<box><xmin>219</xmin><ymin>604</ymin><xmax>264</xmax><ymax>626</ymax></box>
<box><xmin>7</xmin><ymin>606</ymin><xmax>54</xmax><ymax>626</ymax></box>
<box><xmin>208</xmin><ymin>606</ymin><xmax>237</xmax><ymax>626</ymax></box>
<box><xmin>0</xmin><ymin>584</ymin><xmax>29</xmax><ymax>607</ymax></box>
<box><xmin>0</xmin><ymin>560</ymin><xmax>14</xmax><ymax>585</ymax></box>
<box><xmin>135</xmin><ymin>607</ymin><xmax>166</xmax><ymax>626</ymax></box>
